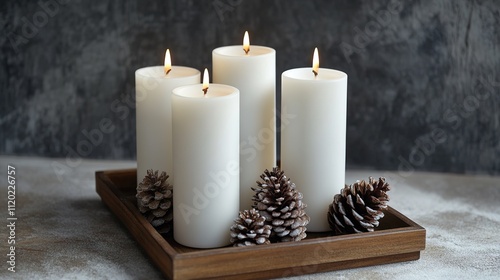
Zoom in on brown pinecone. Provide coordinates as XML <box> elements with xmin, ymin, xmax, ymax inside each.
<box><xmin>136</xmin><ymin>169</ymin><xmax>173</xmax><ymax>234</ymax></box>
<box><xmin>230</xmin><ymin>209</ymin><xmax>272</xmax><ymax>247</ymax></box>
<box><xmin>328</xmin><ymin>177</ymin><xmax>390</xmax><ymax>234</ymax></box>
<box><xmin>252</xmin><ymin>167</ymin><xmax>310</xmax><ymax>242</ymax></box>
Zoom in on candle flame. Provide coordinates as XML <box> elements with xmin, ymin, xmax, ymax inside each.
<box><xmin>312</xmin><ymin>47</ymin><xmax>319</xmax><ymax>77</ymax></box>
<box><xmin>164</xmin><ymin>49</ymin><xmax>172</xmax><ymax>75</ymax></box>
<box><xmin>243</xmin><ymin>31</ymin><xmax>250</xmax><ymax>54</ymax></box>
<box><xmin>202</xmin><ymin>68</ymin><xmax>209</xmax><ymax>95</ymax></box>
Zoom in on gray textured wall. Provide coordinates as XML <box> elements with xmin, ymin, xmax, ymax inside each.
<box><xmin>1</xmin><ymin>0</ymin><xmax>499</xmax><ymax>174</ymax></box>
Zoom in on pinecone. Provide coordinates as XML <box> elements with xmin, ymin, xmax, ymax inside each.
<box><xmin>136</xmin><ymin>169</ymin><xmax>173</xmax><ymax>234</ymax></box>
<box><xmin>230</xmin><ymin>209</ymin><xmax>272</xmax><ymax>247</ymax></box>
<box><xmin>328</xmin><ymin>177</ymin><xmax>390</xmax><ymax>234</ymax></box>
<box><xmin>252</xmin><ymin>167</ymin><xmax>310</xmax><ymax>242</ymax></box>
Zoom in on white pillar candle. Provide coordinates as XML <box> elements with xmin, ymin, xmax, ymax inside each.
<box><xmin>172</xmin><ymin>70</ymin><xmax>240</xmax><ymax>248</ymax></box>
<box><xmin>135</xmin><ymin>50</ymin><xmax>200</xmax><ymax>186</ymax></box>
<box><xmin>212</xmin><ymin>32</ymin><xmax>276</xmax><ymax>210</ymax></box>
<box><xmin>281</xmin><ymin>49</ymin><xmax>348</xmax><ymax>232</ymax></box>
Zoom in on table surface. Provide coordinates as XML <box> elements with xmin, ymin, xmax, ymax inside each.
<box><xmin>0</xmin><ymin>156</ymin><xmax>499</xmax><ymax>279</ymax></box>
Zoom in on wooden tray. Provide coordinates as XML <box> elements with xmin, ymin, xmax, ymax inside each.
<box><xmin>96</xmin><ymin>169</ymin><xmax>425</xmax><ymax>280</ymax></box>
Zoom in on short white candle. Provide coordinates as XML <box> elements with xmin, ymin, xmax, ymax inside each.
<box><xmin>281</xmin><ymin>48</ymin><xmax>348</xmax><ymax>232</ymax></box>
<box><xmin>172</xmin><ymin>69</ymin><xmax>240</xmax><ymax>248</ymax></box>
<box><xmin>135</xmin><ymin>50</ymin><xmax>200</xmax><ymax>186</ymax></box>
<box><xmin>213</xmin><ymin>32</ymin><xmax>276</xmax><ymax>210</ymax></box>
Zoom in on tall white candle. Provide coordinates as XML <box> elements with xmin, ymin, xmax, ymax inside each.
<box><xmin>213</xmin><ymin>32</ymin><xmax>276</xmax><ymax>210</ymax></box>
<box><xmin>281</xmin><ymin>49</ymin><xmax>348</xmax><ymax>232</ymax></box>
<box><xmin>135</xmin><ymin>51</ymin><xmax>200</xmax><ymax>186</ymax></box>
<box><xmin>172</xmin><ymin>70</ymin><xmax>240</xmax><ymax>248</ymax></box>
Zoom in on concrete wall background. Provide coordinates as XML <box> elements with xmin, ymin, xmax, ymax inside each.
<box><xmin>1</xmin><ymin>0</ymin><xmax>499</xmax><ymax>174</ymax></box>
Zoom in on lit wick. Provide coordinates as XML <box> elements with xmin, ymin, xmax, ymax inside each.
<box><xmin>312</xmin><ymin>47</ymin><xmax>319</xmax><ymax>78</ymax></box>
<box><xmin>164</xmin><ymin>49</ymin><xmax>172</xmax><ymax>75</ymax></box>
<box><xmin>243</xmin><ymin>31</ymin><xmax>250</xmax><ymax>55</ymax></box>
<box><xmin>202</xmin><ymin>68</ymin><xmax>209</xmax><ymax>96</ymax></box>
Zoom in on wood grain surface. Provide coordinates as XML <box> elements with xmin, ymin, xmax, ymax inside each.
<box><xmin>96</xmin><ymin>169</ymin><xmax>426</xmax><ymax>279</ymax></box>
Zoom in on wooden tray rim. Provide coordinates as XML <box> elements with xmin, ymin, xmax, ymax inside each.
<box><xmin>96</xmin><ymin>168</ymin><xmax>426</xmax><ymax>279</ymax></box>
